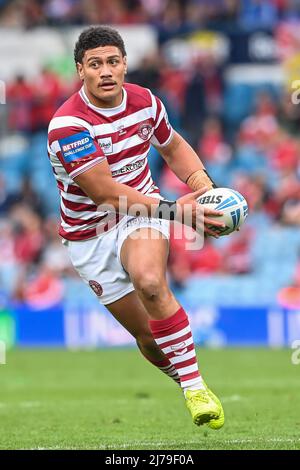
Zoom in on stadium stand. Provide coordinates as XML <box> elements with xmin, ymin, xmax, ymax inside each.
<box><xmin>1</xmin><ymin>0</ymin><xmax>300</xmax><ymax>344</ymax></box>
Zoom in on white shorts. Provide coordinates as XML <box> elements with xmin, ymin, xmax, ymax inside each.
<box><xmin>64</xmin><ymin>216</ymin><xmax>170</xmax><ymax>305</ymax></box>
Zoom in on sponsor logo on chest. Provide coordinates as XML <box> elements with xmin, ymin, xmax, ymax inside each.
<box><xmin>98</xmin><ymin>136</ymin><xmax>113</xmax><ymax>154</ymax></box>
<box><xmin>112</xmin><ymin>159</ymin><xmax>145</xmax><ymax>177</ymax></box>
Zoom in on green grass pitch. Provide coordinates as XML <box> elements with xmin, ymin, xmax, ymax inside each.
<box><xmin>0</xmin><ymin>348</ymin><xmax>299</xmax><ymax>450</ymax></box>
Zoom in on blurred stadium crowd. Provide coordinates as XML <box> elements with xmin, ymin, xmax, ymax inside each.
<box><xmin>2</xmin><ymin>0</ymin><xmax>300</xmax><ymax>30</ymax></box>
<box><xmin>1</xmin><ymin>0</ymin><xmax>300</xmax><ymax>310</ymax></box>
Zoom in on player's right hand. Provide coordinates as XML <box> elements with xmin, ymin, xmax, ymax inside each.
<box><xmin>176</xmin><ymin>186</ymin><xmax>225</xmax><ymax>238</ymax></box>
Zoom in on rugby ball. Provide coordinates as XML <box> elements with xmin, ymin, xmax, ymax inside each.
<box><xmin>197</xmin><ymin>187</ymin><xmax>248</xmax><ymax>236</ymax></box>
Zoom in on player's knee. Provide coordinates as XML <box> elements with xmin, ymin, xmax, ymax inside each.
<box><xmin>133</xmin><ymin>273</ymin><xmax>166</xmax><ymax>301</ymax></box>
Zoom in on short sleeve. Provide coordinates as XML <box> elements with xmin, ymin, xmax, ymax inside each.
<box><xmin>48</xmin><ymin>116</ymin><xmax>106</xmax><ymax>180</ymax></box>
<box><xmin>150</xmin><ymin>96</ymin><xmax>174</xmax><ymax>148</ymax></box>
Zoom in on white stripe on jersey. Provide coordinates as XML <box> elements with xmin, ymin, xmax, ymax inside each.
<box><xmin>69</xmin><ymin>158</ymin><xmax>104</xmax><ymax>179</ymax></box>
<box><xmin>48</xmin><ymin>152</ymin><xmax>73</xmax><ymax>184</ymax></box>
<box><xmin>48</xmin><ymin>116</ymin><xmax>95</xmax><ymax>136</ymax></box>
<box><xmin>60</xmin><ymin>218</ymin><xmax>103</xmax><ymax>233</ymax></box>
<box><xmin>59</xmin><ymin>189</ymin><xmax>93</xmax><ymax>205</ymax></box>
<box><xmin>109</xmin><ymin>152</ymin><xmax>147</xmax><ymax>172</ymax></box>
<box><xmin>154</xmin><ymin>104</ymin><xmax>166</xmax><ymax>130</ymax></box>
<box><xmin>60</xmin><ymin>200</ymin><xmax>105</xmax><ymax>221</ymax></box>
<box><xmin>134</xmin><ymin>169</ymin><xmax>151</xmax><ymax>190</ymax></box>
<box><xmin>115</xmin><ymin>159</ymin><xmax>148</xmax><ymax>184</ymax></box>
<box><xmin>140</xmin><ymin>178</ymin><xmax>154</xmax><ymax>194</ymax></box>
<box><xmin>60</xmin><ymin>212</ymin><xmax>119</xmax><ymax>233</ymax></box>
<box><xmin>93</xmin><ymin>106</ymin><xmax>154</xmax><ymax>136</ymax></box>
<box><xmin>149</xmin><ymin>89</ymin><xmax>158</xmax><ymax>122</ymax></box>
<box><xmin>49</xmin><ymin>140</ymin><xmax>61</xmax><ymax>154</ymax></box>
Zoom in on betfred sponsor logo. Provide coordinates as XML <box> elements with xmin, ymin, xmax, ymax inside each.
<box><xmin>59</xmin><ymin>131</ymin><xmax>97</xmax><ymax>163</ymax></box>
<box><xmin>62</xmin><ymin>137</ymin><xmax>89</xmax><ymax>152</ymax></box>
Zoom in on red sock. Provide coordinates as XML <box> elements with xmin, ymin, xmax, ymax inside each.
<box><xmin>149</xmin><ymin>307</ymin><xmax>204</xmax><ymax>391</ymax></box>
<box><xmin>141</xmin><ymin>352</ymin><xmax>180</xmax><ymax>385</ymax></box>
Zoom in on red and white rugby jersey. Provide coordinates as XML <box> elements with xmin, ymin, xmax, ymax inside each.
<box><xmin>47</xmin><ymin>83</ymin><xmax>174</xmax><ymax>241</ymax></box>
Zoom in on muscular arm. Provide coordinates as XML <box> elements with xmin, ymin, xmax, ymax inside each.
<box><xmin>73</xmin><ymin>141</ymin><xmax>223</xmax><ymax>235</ymax></box>
<box><xmin>158</xmin><ymin>131</ymin><xmax>214</xmax><ymax>190</ymax></box>
<box><xmin>74</xmin><ymin>158</ymin><xmax>160</xmax><ymax>216</ymax></box>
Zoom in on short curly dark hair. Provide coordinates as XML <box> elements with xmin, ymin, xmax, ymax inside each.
<box><xmin>74</xmin><ymin>26</ymin><xmax>127</xmax><ymax>64</ymax></box>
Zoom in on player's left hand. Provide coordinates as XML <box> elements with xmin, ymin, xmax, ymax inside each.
<box><xmin>176</xmin><ymin>186</ymin><xmax>224</xmax><ymax>238</ymax></box>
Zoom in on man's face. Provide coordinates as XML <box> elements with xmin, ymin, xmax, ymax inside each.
<box><xmin>77</xmin><ymin>46</ymin><xmax>127</xmax><ymax>108</ymax></box>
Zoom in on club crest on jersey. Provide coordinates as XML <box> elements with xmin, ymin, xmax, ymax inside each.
<box><xmin>59</xmin><ymin>131</ymin><xmax>96</xmax><ymax>163</ymax></box>
<box><xmin>138</xmin><ymin>122</ymin><xmax>152</xmax><ymax>141</ymax></box>
<box><xmin>89</xmin><ymin>280</ymin><xmax>103</xmax><ymax>297</ymax></box>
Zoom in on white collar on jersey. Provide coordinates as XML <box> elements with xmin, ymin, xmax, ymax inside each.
<box><xmin>79</xmin><ymin>85</ymin><xmax>127</xmax><ymax>116</ymax></box>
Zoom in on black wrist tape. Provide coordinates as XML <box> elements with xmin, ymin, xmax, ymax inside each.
<box><xmin>155</xmin><ymin>199</ymin><xmax>177</xmax><ymax>221</ymax></box>
<box><xmin>203</xmin><ymin>169</ymin><xmax>218</xmax><ymax>188</ymax></box>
